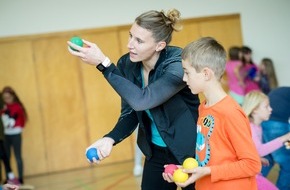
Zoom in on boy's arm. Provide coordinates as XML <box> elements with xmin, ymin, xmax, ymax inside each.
<box><xmin>210</xmin><ymin>109</ymin><xmax>261</xmax><ymax>182</ymax></box>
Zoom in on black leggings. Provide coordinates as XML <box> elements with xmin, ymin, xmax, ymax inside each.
<box><xmin>0</xmin><ymin>140</ymin><xmax>13</xmax><ymax>179</ymax></box>
<box><xmin>141</xmin><ymin>143</ymin><xmax>195</xmax><ymax>190</ymax></box>
<box><xmin>4</xmin><ymin>134</ymin><xmax>23</xmax><ymax>180</ymax></box>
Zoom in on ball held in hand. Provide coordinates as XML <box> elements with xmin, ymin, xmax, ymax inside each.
<box><xmin>173</xmin><ymin>168</ymin><xmax>189</xmax><ymax>183</ymax></box>
<box><xmin>86</xmin><ymin>148</ymin><xmax>99</xmax><ymax>162</ymax></box>
<box><xmin>182</xmin><ymin>157</ymin><xmax>198</xmax><ymax>169</ymax></box>
<box><xmin>164</xmin><ymin>164</ymin><xmax>178</xmax><ymax>175</ymax></box>
<box><xmin>70</xmin><ymin>36</ymin><xmax>83</xmax><ymax>51</ymax></box>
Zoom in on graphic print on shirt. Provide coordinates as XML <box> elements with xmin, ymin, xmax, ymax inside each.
<box><xmin>1</xmin><ymin>110</ymin><xmax>16</xmax><ymax>129</ymax></box>
<box><xmin>196</xmin><ymin>115</ymin><xmax>215</xmax><ymax>166</ymax></box>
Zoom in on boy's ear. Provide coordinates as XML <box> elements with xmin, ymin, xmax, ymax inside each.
<box><xmin>203</xmin><ymin>67</ymin><xmax>212</xmax><ymax>81</ymax></box>
<box><xmin>156</xmin><ymin>41</ymin><xmax>166</xmax><ymax>52</ymax></box>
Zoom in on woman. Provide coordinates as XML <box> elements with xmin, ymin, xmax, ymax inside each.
<box><xmin>1</xmin><ymin>87</ymin><xmax>27</xmax><ymax>185</ymax></box>
<box><xmin>68</xmin><ymin>9</ymin><xmax>199</xmax><ymax>190</ymax></box>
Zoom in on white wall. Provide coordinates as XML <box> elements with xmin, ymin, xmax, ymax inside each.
<box><xmin>0</xmin><ymin>0</ymin><xmax>289</xmax><ymax>85</ymax></box>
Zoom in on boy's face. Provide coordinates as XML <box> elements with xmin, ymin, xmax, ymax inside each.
<box><xmin>182</xmin><ymin>59</ymin><xmax>203</xmax><ymax>94</ymax></box>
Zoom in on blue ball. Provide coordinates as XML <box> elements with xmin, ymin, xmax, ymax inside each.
<box><xmin>86</xmin><ymin>148</ymin><xmax>99</xmax><ymax>162</ymax></box>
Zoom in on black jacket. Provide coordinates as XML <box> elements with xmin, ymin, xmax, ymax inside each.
<box><xmin>102</xmin><ymin>46</ymin><xmax>199</xmax><ymax>164</ymax></box>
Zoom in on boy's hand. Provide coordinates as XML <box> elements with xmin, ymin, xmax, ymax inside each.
<box><xmin>175</xmin><ymin>167</ymin><xmax>211</xmax><ymax>188</ymax></box>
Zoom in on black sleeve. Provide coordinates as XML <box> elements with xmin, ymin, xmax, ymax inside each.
<box><xmin>103</xmin><ymin>99</ymin><xmax>139</xmax><ymax>145</ymax></box>
<box><xmin>102</xmin><ymin>55</ymin><xmax>186</xmax><ymax>111</ymax></box>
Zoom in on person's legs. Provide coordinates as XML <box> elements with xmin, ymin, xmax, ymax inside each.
<box><xmin>141</xmin><ymin>144</ymin><xmax>194</xmax><ymax>190</ymax></box>
<box><xmin>11</xmin><ymin>134</ymin><xmax>23</xmax><ymax>184</ymax></box>
<box><xmin>262</xmin><ymin>120</ymin><xmax>290</xmax><ymax>190</ymax></box>
<box><xmin>133</xmin><ymin>127</ymin><xmax>143</xmax><ymax>176</ymax></box>
<box><xmin>134</xmin><ymin>143</ymin><xmax>143</xmax><ymax>176</ymax></box>
<box><xmin>0</xmin><ymin>140</ymin><xmax>13</xmax><ymax>180</ymax></box>
<box><xmin>3</xmin><ymin>135</ymin><xmax>18</xmax><ymax>185</ymax></box>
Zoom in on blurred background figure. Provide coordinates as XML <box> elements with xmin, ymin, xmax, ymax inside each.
<box><xmin>1</xmin><ymin>87</ymin><xmax>27</xmax><ymax>185</ymax></box>
<box><xmin>241</xmin><ymin>46</ymin><xmax>260</xmax><ymax>93</ymax></box>
<box><xmin>0</xmin><ymin>93</ymin><xmax>17</xmax><ymax>185</ymax></box>
<box><xmin>225</xmin><ymin>46</ymin><xmax>245</xmax><ymax>105</ymax></box>
<box><xmin>258</xmin><ymin>58</ymin><xmax>278</xmax><ymax>94</ymax></box>
<box><xmin>261</xmin><ymin>87</ymin><xmax>290</xmax><ymax>190</ymax></box>
<box><xmin>133</xmin><ymin>125</ymin><xmax>143</xmax><ymax>177</ymax></box>
<box><xmin>242</xmin><ymin>90</ymin><xmax>290</xmax><ymax>190</ymax></box>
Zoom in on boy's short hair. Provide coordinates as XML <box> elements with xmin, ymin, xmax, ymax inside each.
<box><xmin>182</xmin><ymin>37</ymin><xmax>227</xmax><ymax>79</ymax></box>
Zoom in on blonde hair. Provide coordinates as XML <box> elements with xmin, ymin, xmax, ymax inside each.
<box><xmin>182</xmin><ymin>37</ymin><xmax>227</xmax><ymax>79</ymax></box>
<box><xmin>135</xmin><ymin>9</ymin><xmax>182</xmax><ymax>44</ymax></box>
<box><xmin>242</xmin><ymin>90</ymin><xmax>268</xmax><ymax>118</ymax></box>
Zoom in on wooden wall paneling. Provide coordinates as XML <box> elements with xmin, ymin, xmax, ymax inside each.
<box><xmin>0</xmin><ymin>41</ymin><xmax>47</xmax><ymax>176</ymax></box>
<box><xmin>170</xmin><ymin>22</ymin><xmax>200</xmax><ymax>48</ymax></box>
<box><xmin>79</xmin><ymin>31</ymin><xmax>134</xmax><ymax>164</ymax></box>
<box><xmin>32</xmin><ymin>37</ymin><xmax>89</xmax><ymax>172</ymax></box>
<box><xmin>198</xmin><ymin>15</ymin><xmax>243</xmax><ymax>53</ymax></box>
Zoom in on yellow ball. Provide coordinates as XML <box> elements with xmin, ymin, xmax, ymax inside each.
<box><xmin>182</xmin><ymin>157</ymin><xmax>198</xmax><ymax>169</ymax></box>
<box><xmin>173</xmin><ymin>168</ymin><xmax>188</xmax><ymax>183</ymax></box>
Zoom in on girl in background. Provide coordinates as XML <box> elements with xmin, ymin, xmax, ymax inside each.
<box><xmin>225</xmin><ymin>46</ymin><xmax>245</xmax><ymax>105</ymax></box>
<box><xmin>241</xmin><ymin>46</ymin><xmax>260</xmax><ymax>93</ymax></box>
<box><xmin>1</xmin><ymin>87</ymin><xmax>27</xmax><ymax>185</ymax></box>
<box><xmin>259</xmin><ymin>58</ymin><xmax>278</xmax><ymax>94</ymax></box>
<box><xmin>0</xmin><ymin>93</ymin><xmax>18</xmax><ymax>185</ymax></box>
<box><xmin>242</xmin><ymin>90</ymin><xmax>290</xmax><ymax>190</ymax></box>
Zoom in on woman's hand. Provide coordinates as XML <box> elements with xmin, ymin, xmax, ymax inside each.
<box><xmin>85</xmin><ymin>137</ymin><xmax>115</xmax><ymax>164</ymax></box>
<box><xmin>67</xmin><ymin>39</ymin><xmax>106</xmax><ymax>66</ymax></box>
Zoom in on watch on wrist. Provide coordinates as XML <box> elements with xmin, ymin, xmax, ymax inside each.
<box><xmin>96</xmin><ymin>57</ymin><xmax>111</xmax><ymax>72</ymax></box>
<box><xmin>96</xmin><ymin>63</ymin><xmax>106</xmax><ymax>72</ymax></box>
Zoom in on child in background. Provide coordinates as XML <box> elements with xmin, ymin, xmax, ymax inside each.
<box><xmin>241</xmin><ymin>46</ymin><xmax>260</xmax><ymax>93</ymax></box>
<box><xmin>225</xmin><ymin>46</ymin><xmax>245</xmax><ymax>105</ymax></box>
<box><xmin>0</xmin><ymin>93</ymin><xmax>17</xmax><ymax>185</ymax></box>
<box><xmin>242</xmin><ymin>90</ymin><xmax>290</xmax><ymax>190</ymax></box>
<box><xmin>1</xmin><ymin>87</ymin><xmax>27</xmax><ymax>185</ymax></box>
<box><xmin>258</xmin><ymin>58</ymin><xmax>278</xmax><ymax>94</ymax></box>
<box><xmin>163</xmin><ymin>37</ymin><xmax>261</xmax><ymax>190</ymax></box>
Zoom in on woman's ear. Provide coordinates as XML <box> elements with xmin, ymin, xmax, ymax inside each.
<box><xmin>156</xmin><ymin>41</ymin><xmax>166</xmax><ymax>52</ymax></box>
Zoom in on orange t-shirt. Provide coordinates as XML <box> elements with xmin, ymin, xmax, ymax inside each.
<box><xmin>195</xmin><ymin>96</ymin><xmax>261</xmax><ymax>190</ymax></box>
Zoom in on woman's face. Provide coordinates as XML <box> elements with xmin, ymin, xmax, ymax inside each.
<box><xmin>2</xmin><ymin>92</ymin><xmax>14</xmax><ymax>104</ymax></box>
<box><xmin>127</xmin><ymin>23</ymin><xmax>159</xmax><ymax>63</ymax></box>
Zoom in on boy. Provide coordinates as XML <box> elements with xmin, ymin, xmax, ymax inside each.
<box><xmin>163</xmin><ymin>37</ymin><xmax>261</xmax><ymax>190</ymax></box>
